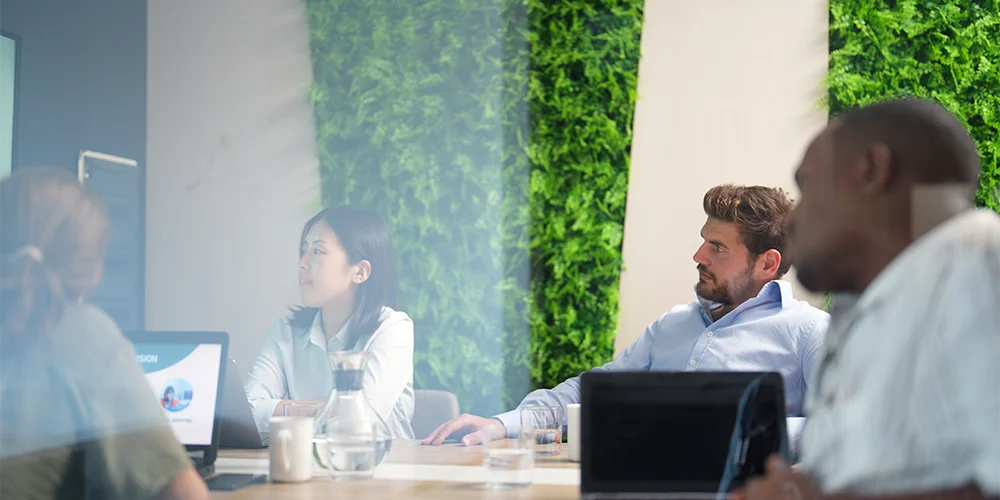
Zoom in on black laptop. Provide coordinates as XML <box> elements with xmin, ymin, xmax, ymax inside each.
<box><xmin>218</xmin><ymin>359</ymin><xmax>266</xmax><ymax>449</ymax></box>
<box><xmin>580</xmin><ymin>371</ymin><xmax>791</xmax><ymax>500</ymax></box>
<box><xmin>126</xmin><ymin>331</ymin><xmax>228</xmax><ymax>477</ymax></box>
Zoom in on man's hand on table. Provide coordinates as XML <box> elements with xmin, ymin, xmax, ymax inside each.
<box><xmin>421</xmin><ymin>414</ymin><xmax>507</xmax><ymax>446</ymax></box>
<box><xmin>731</xmin><ymin>455</ymin><xmax>820</xmax><ymax>500</ymax></box>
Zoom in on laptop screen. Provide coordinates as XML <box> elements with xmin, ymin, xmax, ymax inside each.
<box><xmin>581</xmin><ymin>372</ymin><xmax>788</xmax><ymax>496</ymax></box>
<box><xmin>133</xmin><ymin>342</ymin><xmax>224</xmax><ymax>447</ymax></box>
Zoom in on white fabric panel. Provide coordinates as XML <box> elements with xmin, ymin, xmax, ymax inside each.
<box><xmin>617</xmin><ymin>0</ymin><xmax>829</xmax><ymax>353</ymax></box>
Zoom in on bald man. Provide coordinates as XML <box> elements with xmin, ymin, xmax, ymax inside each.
<box><xmin>740</xmin><ymin>98</ymin><xmax>999</xmax><ymax>500</ymax></box>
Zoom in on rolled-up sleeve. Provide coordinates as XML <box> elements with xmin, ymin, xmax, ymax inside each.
<box><xmin>495</xmin><ymin>315</ymin><xmax>658</xmax><ymax>437</ymax></box>
<box><xmin>245</xmin><ymin>319</ymin><xmax>289</xmax><ymax>435</ymax></box>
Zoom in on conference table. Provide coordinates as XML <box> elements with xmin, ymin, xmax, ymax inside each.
<box><xmin>211</xmin><ymin>440</ymin><xmax>580</xmax><ymax>499</ymax></box>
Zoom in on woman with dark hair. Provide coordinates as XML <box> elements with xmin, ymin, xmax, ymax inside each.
<box><xmin>0</xmin><ymin>168</ymin><xmax>208</xmax><ymax>500</ymax></box>
<box><xmin>246</xmin><ymin>206</ymin><xmax>415</xmax><ymax>441</ymax></box>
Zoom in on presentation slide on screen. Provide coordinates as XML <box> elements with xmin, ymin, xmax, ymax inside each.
<box><xmin>134</xmin><ymin>343</ymin><xmax>222</xmax><ymax>446</ymax></box>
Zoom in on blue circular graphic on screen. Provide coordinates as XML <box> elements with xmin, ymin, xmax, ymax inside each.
<box><xmin>160</xmin><ymin>379</ymin><xmax>193</xmax><ymax>412</ymax></box>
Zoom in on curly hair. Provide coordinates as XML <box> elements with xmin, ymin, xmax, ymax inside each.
<box><xmin>703</xmin><ymin>184</ymin><xmax>795</xmax><ymax>277</ymax></box>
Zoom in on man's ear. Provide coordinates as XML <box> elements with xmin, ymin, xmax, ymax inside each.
<box><xmin>857</xmin><ymin>141</ymin><xmax>894</xmax><ymax>194</ymax></box>
<box><xmin>756</xmin><ymin>249</ymin><xmax>782</xmax><ymax>281</ymax></box>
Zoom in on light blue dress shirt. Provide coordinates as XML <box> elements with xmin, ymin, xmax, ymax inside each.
<box><xmin>495</xmin><ymin>280</ymin><xmax>829</xmax><ymax>437</ymax></box>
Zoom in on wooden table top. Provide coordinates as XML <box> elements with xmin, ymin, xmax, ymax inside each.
<box><xmin>211</xmin><ymin>439</ymin><xmax>580</xmax><ymax>499</ymax></box>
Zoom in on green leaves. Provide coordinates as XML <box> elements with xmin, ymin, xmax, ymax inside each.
<box><xmin>828</xmin><ymin>0</ymin><xmax>1000</xmax><ymax>211</ymax></box>
<box><xmin>304</xmin><ymin>0</ymin><xmax>641</xmax><ymax>413</ymax></box>
<box><xmin>524</xmin><ymin>0</ymin><xmax>643</xmax><ymax>391</ymax></box>
<box><xmin>305</xmin><ymin>0</ymin><xmax>513</xmax><ymax>415</ymax></box>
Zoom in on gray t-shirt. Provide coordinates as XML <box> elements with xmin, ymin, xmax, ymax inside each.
<box><xmin>1</xmin><ymin>304</ymin><xmax>192</xmax><ymax>500</ymax></box>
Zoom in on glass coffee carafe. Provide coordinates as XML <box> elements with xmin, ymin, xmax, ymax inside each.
<box><xmin>312</xmin><ymin>351</ymin><xmax>392</xmax><ymax>480</ymax></box>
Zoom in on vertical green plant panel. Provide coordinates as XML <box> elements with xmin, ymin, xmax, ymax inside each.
<box><xmin>523</xmin><ymin>0</ymin><xmax>643</xmax><ymax>391</ymax></box>
<box><xmin>828</xmin><ymin>0</ymin><xmax>1000</xmax><ymax>211</ymax></box>
<box><xmin>304</xmin><ymin>0</ymin><xmax>642</xmax><ymax>413</ymax></box>
<box><xmin>305</xmin><ymin>0</ymin><xmax>516</xmax><ymax>415</ymax></box>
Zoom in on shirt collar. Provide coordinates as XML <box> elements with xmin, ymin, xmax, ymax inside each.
<box><xmin>770</xmin><ymin>280</ymin><xmax>795</xmax><ymax>308</ymax></box>
<box><xmin>307</xmin><ymin>311</ymin><xmax>352</xmax><ymax>351</ymax></box>
<box><xmin>846</xmin><ymin>209</ymin><xmax>978</xmax><ymax>315</ymax></box>
<box><xmin>694</xmin><ymin>279</ymin><xmax>793</xmax><ymax>321</ymax></box>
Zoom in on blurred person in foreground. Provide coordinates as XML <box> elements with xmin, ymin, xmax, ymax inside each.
<box><xmin>739</xmin><ymin>99</ymin><xmax>999</xmax><ymax>500</ymax></box>
<box><xmin>0</xmin><ymin>168</ymin><xmax>209</xmax><ymax>500</ymax></box>
<box><xmin>425</xmin><ymin>184</ymin><xmax>830</xmax><ymax>446</ymax></box>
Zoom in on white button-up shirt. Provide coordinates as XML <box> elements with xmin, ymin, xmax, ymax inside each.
<box><xmin>245</xmin><ymin>307</ymin><xmax>415</xmax><ymax>442</ymax></box>
<box><xmin>800</xmin><ymin>209</ymin><xmax>1000</xmax><ymax>495</ymax></box>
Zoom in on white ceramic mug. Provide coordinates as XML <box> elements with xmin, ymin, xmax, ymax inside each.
<box><xmin>567</xmin><ymin>403</ymin><xmax>581</xmax><ymax>462</ymax></box>
<box><xmin>269</xmin><ymin>416</ymin><xmax>314</xmax><ymax>482</ymax></box>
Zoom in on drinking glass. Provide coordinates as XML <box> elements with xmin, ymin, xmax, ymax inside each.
<box><xmin>482</xmin><ymin>427</ymin><xmax>533</xmax><ymax>489</ymax></box>
<box><xmin>520</xmin><ymin>405</ymin><xmax>563</xmax><ymax>456</ymax></box>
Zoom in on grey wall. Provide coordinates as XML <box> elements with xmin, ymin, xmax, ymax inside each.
<box><xmin>0</xmin><ymin>0</ymin><xmax>146</xmax><ymax>173</ymax></box>
<box><xmin>146</xmin><ymin>0</ymin><xmax>320</xmax><ymax>374</ymax></box>
<box><xmin>1</xmin><ymin>0</ymin><xmax>147</xmax><ymax>330</ymax></box>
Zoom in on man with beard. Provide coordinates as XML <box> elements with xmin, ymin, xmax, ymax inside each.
<box><xmin>739</xmin><ymin>98</ymin><xmax>999</xmax><ymax>500</ymax></box>
<box><xmin>423</xmin><ymin>184</ymin><xmax>830</xmax><ymax>447</ymax></box>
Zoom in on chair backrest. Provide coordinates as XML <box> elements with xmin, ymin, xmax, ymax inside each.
<box><xmin>412</xmin><ymin>389</ymin><xmax>460</xmax><ymax>439</ymax></box>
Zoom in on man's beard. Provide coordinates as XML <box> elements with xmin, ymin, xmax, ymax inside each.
<box><xmin>696</xmin><ymin>262</ymin><xmax>756</xmax><ymax>305</ymax></box>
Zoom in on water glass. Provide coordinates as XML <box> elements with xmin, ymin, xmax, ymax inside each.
<box><xmin>482</xmin><ymin>428</ymin><xmax>533</xmax><ymax>489</ymax></box>
<box><xmin>281</xmin><ymin>402</ymin><xmax>328</xmax><ymax>468</ymax></box>
<box><xmin>283</xmin><ymin>401</ymin><xmax>322</xmax><ymax>418</ymax></box>
<box><xmin>520</xmin><ymin>405</ymin><xmax>563</xmax><ymax>456</ymax></box>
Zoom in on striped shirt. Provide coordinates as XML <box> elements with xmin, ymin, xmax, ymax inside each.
<box><xmin>800</xmin><ymin>209</ymin><xmax>1000</xmax><ymax>495</ymax></box>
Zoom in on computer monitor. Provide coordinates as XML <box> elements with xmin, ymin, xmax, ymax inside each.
<box><xmin>126</xmin><ymin>331</ymin><xmax>228</xmax><ymax>455</ymax></box>
<box><xmin>1</xmin><ymin>30</ymin><xmax>20</xmax><ymax>178</ymax></box>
